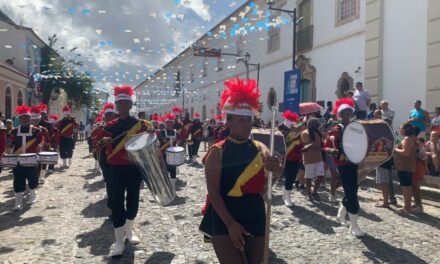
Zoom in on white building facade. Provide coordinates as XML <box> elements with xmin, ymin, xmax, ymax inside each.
<box><xmin>135</xmin><ymin>0</ymin><xmax>440</xmax><ymax>129</ymax></box>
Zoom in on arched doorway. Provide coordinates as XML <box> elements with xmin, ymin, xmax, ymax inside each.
<box><xmin>300</xmin><ymin>79</ymin><xmax>311</xmax><ymax>102</ymax></box>
<box><xmin>336</xmin><ymin>72</ymin><xmax>354</xmax><ymax>98</ymax></box>
<box><xmin>5</xmin><ymin>86</ymin><xmax>12</xmax><ymax>119</ymax></box>
<box><xmin>17</xmin><ymin>90</ymin><xmax>23</xmax><ymax>106</ymax></box>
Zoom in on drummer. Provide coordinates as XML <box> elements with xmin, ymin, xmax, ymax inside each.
<box><xmin>91</xmin><ymin>115</ymin><xmax>104</xmax><ymax>173</ymax></box>
<box><xmin>172</xmin><ymin>107</ymin><xmax>184</xmax><ymax>145</ymax></box>
<box><xmin>30</xmin><ymin>105</ymin><xmax>50</xmax><ymax>184</ymax></box>
<box><xmin>158</xmin><ymin>113</ymin><xmax>180</xmax><ymax>194</ymax></box>
<box><xmin>279</xmin><ymin>110</ymin><xmax>303</xmax><ymax>207</ymax></box>
<box><xmin>7</xmin><ymin>106</ymin><xmax>43</xmax><ymax>211</ymax></box>
<box><xmin>58</xmin><ymin>106</ymin><xmax>79</xmax><ymax>168</ymax></box>
<box><xmin>199</xmin><ymin>77</ymin><xmax>283</xmax><ymax>263</ymax></box>
<box><xmin>97</xmin><ymin>85</ymin><xmax>153</xmax><ymax>256</ymax></box>
<box><xmin>38</xmin><ymin>104</ymin><xmax>56</xmax><ymax>175</ymax></box>
<box><xmin>323</xmin><ymin>98</ymin><xmax>366</xmax><ymax>237</ymax></box>
<box><xmin>189</xmin><ymin>113</ymin><xmax>203</xmax><ymax>163</ymax></box>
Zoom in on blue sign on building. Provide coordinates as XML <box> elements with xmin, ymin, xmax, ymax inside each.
<box><xmin>283</xmin><ymin>69</ymin><xmax>301</xmax><ymax>113</ymax></box>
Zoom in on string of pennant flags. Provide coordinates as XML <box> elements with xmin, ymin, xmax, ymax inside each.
<box><xmin>1</xmin><ymin>0</ymin><xmax>292</xmax><ymax>106</ymax></box>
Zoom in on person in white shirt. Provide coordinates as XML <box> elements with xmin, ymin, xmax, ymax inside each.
<box><xmin>380</xmin><ymin>100</ymin><xmax>395</xmax><ymax>125</ymax></box>
<box><xmin>353</xmin><ymin>82</ymin><xmax>370</xmax><ymax>119</ymax></box>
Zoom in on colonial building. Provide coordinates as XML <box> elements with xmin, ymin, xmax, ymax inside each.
<box><xmin>135</xmin><ymin>0</ymin><xmax>439</xmax><ymax>129</ymax></box>
<box><xmin>0</xmin><ymin>10</ymin><xmax>47</xmax><ymax>118</ymax></box>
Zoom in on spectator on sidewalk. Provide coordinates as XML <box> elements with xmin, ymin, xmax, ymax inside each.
<box><xmin>409</xmin><ymin>100</ymin><xmax>431</xmax><ymax>139</ymax></box>
<box><xmin>412</xmin><ymin>127</ymin><xmax>426</xmax><ymax>213</ymax></box>
<box><xmin>426</xmin><ymin>131</ymin><xmax>440</xmax><ymax>175</ymax></box>
<box><xmin>353</xmin><ymin>82</ymin><xmax>370</xmax><ymax>119</ymax></box>
<box><xmin>79</xmin><ymin>122</ymin><xmax>85</xmax><ymax>142</ymax></box>
<box><xmin>431</xmin><ymin>107</ymin><xmax>440</xmax><ymax>133</ymax></box>
<box><xmin>367</xmin><ymin>103</ymin><xmax>377</xmax><ymax>119</ymax></box>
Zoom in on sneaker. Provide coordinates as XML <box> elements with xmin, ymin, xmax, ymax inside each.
<box><xmin>411</xmin><ymin>205</ymin><xmax>424</xmax><ymax>213</ymax></box>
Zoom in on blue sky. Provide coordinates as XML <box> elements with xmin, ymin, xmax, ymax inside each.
<box><xmin>0</xmin><ymin>0</ymin><xmax>248</xmax><ymax>92</ymax></box>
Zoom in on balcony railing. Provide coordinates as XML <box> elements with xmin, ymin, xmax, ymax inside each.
<box><xmin>297</xmin><ymin>25</ymin><xmax>314</xmax><ymax>53</ymax></box>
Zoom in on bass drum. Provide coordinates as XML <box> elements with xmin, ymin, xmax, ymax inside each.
<box><xmin>251</xmin><ymin>128</ymin><xmax>287</xmax><ymax>164</ymax></box>
<box><xmin>125</xmin><ymin>132</ymin><xmax>175</xmax><ymax>206</ymax></box>
<box><xmin>342</xmin><ymin>120</ymin><xmax>395</xmax><ymax>180</ymax></box>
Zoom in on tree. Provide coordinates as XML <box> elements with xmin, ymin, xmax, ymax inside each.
<box><xmin>40</xmin><ymin>34</ymin><xmax>95</xmax><ymax>109</ymax></box>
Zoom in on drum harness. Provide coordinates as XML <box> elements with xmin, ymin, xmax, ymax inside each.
<box><xmin>17</xmin><ymin>125</ymin><xmax>33</xmax><ymax>153</ymax></box>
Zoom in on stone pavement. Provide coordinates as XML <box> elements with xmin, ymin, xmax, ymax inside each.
<box><xmin>0</xmin><ymin>142</ymin><xmax>440</xmax><ymax>264</ymax></box>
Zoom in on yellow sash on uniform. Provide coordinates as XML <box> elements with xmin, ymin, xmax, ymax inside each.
<box><xmin>107</xmin><ymin>122</ymin><xmax>142</xmax><ymax>160</ymax></box>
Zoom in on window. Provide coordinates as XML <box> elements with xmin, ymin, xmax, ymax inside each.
<box><xmin>267</xmin><ymin>26</ymin><xmax>280</xmax><ymax>53</ymax></box>
<box><xmin>300</xmin><ymin>79</ymin><xmax>312</xmax><ymax>102</ymax></box>
<box><xmin>202</xmin><ymin>58</ymin><xmax>207</xmax><ymax>78</ymax></box>
<box><xmin>190</xmin><ymin>65</ymin><xmax>195</xmax><ymax>83</ymax></box>
<box><xmin>5</xmin><ymin>86</ymin><xmax>12</xmax><ymax>119</ymax></box>
<box><xmin>336</xmin><ymin>0</ymin><xmax>360</xmax><ymax>26</ymax></box>
<box><xmin>17</xmin><ymin>90</ymin><xmax>23</xmax><ymax>106</ymax></box>
<box><xmin>217</xmin><ymin>59</ymin><xmax>223</xmax><ymax>72</ymax></box>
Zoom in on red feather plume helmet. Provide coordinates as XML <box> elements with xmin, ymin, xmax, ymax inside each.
<box><xmin>171</xmin><ymin>106</ymin><xmax>183</xmax><ymax>116</ymax></box>
<box><xmin>114</xmin><ymin>85</ymin><xmax>134</xmax><ymax>102</ymax></box>
<box><xmin>282</xmin><ymin>110</ymin><xmax>299</xmax><ymax>127</ymax></box>
<box><xmin>38</xmin><ymin>103</ymin><xmax>48</xmax><ymax>113</ymax></box>
<box><xmin>15</xmin><ymin>105</ymin><xmax>31</xmax><ymax>117</ymax></box>
<box><xmin>332</xmin><ymin>98</ymin><xmax>356</xmax><ymax>116</ymax></box>
<box><xmin>220</xmin><ymin>76</ymin><xmax>261</xmax><ymax>116</ymax></box>
<box><xmin>158</xmin><ymin>116</ymin><xmax>166</xmax><ymax>125</ymax></box>
<box><xmin>30</xmin><ymin>105</ymin><xmax>42</xmax><ymax>120</ymax></box>
<box><xmin>215</xmin><ymin>114</ymin><xmax>226</xmax><ymax>124</ymax></box>
<box><xmin>193</xmin><ymin>112</ymin><xmax>200</xmax><ymax>120</ymax></box>
<box><xmin>48</xmin><ymin>114</ymin><xmax>58</xmax><ymax>124</ymax></box>
<box><xmin>95</xmin><ymin>115</ymin><xmax>103</xmax><ymax>124</ymax></box>
<box><xmin>102</xmin><ymin>102</ymin><xmax>117</xmax><ymax>114</ymax></box>
<box><xmin>151</xmin><ymin>114</ymin><xmax>159</xmax><ymax>122</ymax></box>
<box><xmin>165</xmin><ymin>113</ymin><xmax>177</xmax><ymax>122</ymax></box>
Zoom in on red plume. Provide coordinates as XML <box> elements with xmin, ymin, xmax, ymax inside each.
<box><xmin>166</xmin><ymin>113</ymin><xmax>177</xmax><ymax>121</ymax></box>
<box><xmin>95</xmin><ymin>115</ymin><xmax>103</xmax><ymax>123</ymax></box>
<box><xmin>38</xmin><ymin>103</ymin><xmax>48</xmax><ymax>112</ymax></box>
<box><xmin>151</xmin><ymin>114</ymin><xmax>159</xmax><ymax>121</ymax></box>
<box><xmin>103</xmin><ymin>102</ymin><xmax>115</xmax><ymax>111</ymax></box>
<box><xmin>114</xmin><ymin>85</ymin><xmax>134</xmax><ymax>96</ymax></box>
<box><xmin>282</xmin><ymin>110</ymin><xmax>299</xmax><ymax>123</ymax></box>
<box><xmin>15</xmin><ymin>105</ymin><xmax>31</xmax><ymax>115</ymax></box>
<box><xmin>171</xmin><ymin>106</ymin><xmax>183</xmax><ymax>114</ymax></box>
<box><xmin>333</xmin><ymin>98</ymin><xmax>356</xmax><ymax>115</ymax></box>
<box><xmin>31</xmin><ymin>105</ymin><xmax>41</xmax><ymax>114</ymax></box>
<box><xmin>62</xmin><ymin>106</ymin><xmax>71</xmax><ymax>112</ymax></box>
<box><xmin>221</xmin><ymin>77</ymin><xmax>261</xmax><ymax>110</ymax></box>
<box><xmin>49</xmin><ymin>114</ymin><xmax>58</xmax><ymax>122</ymax></box>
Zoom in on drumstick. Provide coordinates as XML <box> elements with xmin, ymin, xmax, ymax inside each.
<box><xmin>263</xmin><ymin>107</ymin><xmax>276</xmax><ymax>264</ymax></box>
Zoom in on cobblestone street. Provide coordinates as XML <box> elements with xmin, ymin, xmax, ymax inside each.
<box><xmin>1</xmin><ymin>142</ymin><xmax>440</xmax><ymax>264</ymax></box>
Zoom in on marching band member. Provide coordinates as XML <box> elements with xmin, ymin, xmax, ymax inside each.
<box><xmin>48</xmin><ymin>114</ymin><xmax>59</xmax><ymax>166</ymax></box>
<box><xmin>58</xmin><ymin>106</ymin><xmax>79</xmax><ymax>168</ymax></box>
<box><xmin>158</xmin><ymin>113</ymin><xmax>180</xmax><ymax>194</ymax></box>
<box><xmin>158</xmin><ymin>116</ymin><xmax>166</xmax><ymax>131</ymax></box>
<box><xmin>172</xmin><ymin>107</ymin><xmax>184</xmax><ymax>145</ymax></box>
<box><xmin>92</xmin><ymin>115</ymin><xmax>104</xmax><ymax>173</ymax></box>
<box><xmin>97</xmin><ymin>85</ymin><xmax>153</xmax><ymax>256</ymax></box>
<box><xmin>189</xmin><ymin>112</ymin><xmax>203</xmax><ymax>163</ymax></box>
<box><xmin>213</xmin><ymin>114</ymin><xmax>229</xmax><ymax>143</ymax></box>
<box><xmin>0</xmin><ymin>126</ymin><xmax>5</xmax><ymax>175</ymax></box>
<box><xmin>30</xmin><ymin>105</ymin><xmax>50</xmax><ymax>184</ymax></box>
<box><xmin>324</xmin><ymin>98</ymin><xmax>365</xmax><ymax>237</ymax></box>
<box><xmin>279</xmin><ymin>110</ymin><xmax>302</xmax><ymax>207</ymax></box>
<box><xmin>181</xmin><ymin>112</ymin><xmax>192</xmax><ymax>156</ymax></box>
<box><xmin>7</xmin><ymin>106</ymin><xmax>44</xmax><ymax>210</ymax></box>
<box><xmin>39</xmin><ymin>103</ymin><xmax>56</xmax><ymax>175</ymax></box>
<box><xmin>199</xmin><ymin>77</ymin><xmax>283</xmax><ymax>263</ymax></box>
<box><xmin>151</xmin><ymin>114</ymin><xmax>159</xmax><ymax>129</ymax></box>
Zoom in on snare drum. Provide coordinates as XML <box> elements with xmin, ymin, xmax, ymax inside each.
<box><xmin>37</xmin><ymin>151</ymin><xmax>59</xmax><ymax>165</ymax></box>
<box><xmin>18</xmin><ymin>153</ymin><xmax>38</xmax><ymax>167</ymax></box>
<box><xmin>2</xmin><ymin>154</ymin><xmax>18</xmax><ymax>168</ymax></box>
<box><xmin>166</xmin><ymin>146</ymin><xmax>185</xmax><ymax>166</ymax></box>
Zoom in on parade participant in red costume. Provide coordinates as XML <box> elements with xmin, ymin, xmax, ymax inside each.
<box><xmin>30</xmin><ymin>105</ymin><xmax>50</xmax><ymax>184</ymax></box>
<box><xmin>171</xmin><ymin>107</ymin><xmax>184</xmax><ymax>145</ymax></box>
<box><xmin>158</xmin><ymin>113</ymin><xmax>180</xmax><ymax>194</ymax></box>
<box><xmin>7</xmin><ymin>106</ymin><xmax>44</xmax><ymax>210</ymax></box>
<box><xmin>57</xmin><ymin>106</ymin><xmax>79</xmax><ymax>167</ymax></box>
<box><xmin>38</xmin><ymin>103</ymin><xmax>56</xmax><ymax>174</ymax></box>
<box><xmin>324</xmin><ymin>98</ymin><xmax>365</xmax><ymax>237</ymax></box>
<box><xmin>199</xmin><ymin>77</ymin><xmax>283</xmax><ymax>263</ymax></box>
<box><xmin>97</xmin><ymin>85</ymin><xmax>152</xmax><ymax>256</ymax></box>
<box><xmin>213</xmin><ymin>114</ymin><xmax>229</xmax><ymax>143</ymax></box>
<box><xmin>48</xmin><ymin>114</ymin><xmax>59</xmax><ymax>157</ymax></box>
<box><xmin>279</xmin><ymin>110</ymin><xmax>303</xmax><ymax>207</ymax></box>
<box><xmin>189</xmin><ymin>112</ymin><xmax>203</xmax><ymax>163</ymax></box>
<box><xmin>151</xmin><ymin>114</ymin><xmax>159</xmax><ymax>129</ymax></box>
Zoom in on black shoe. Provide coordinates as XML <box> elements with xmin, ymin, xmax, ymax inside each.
<box><xmin>294</xmin><ymin>181</ymin><xmax>300</xmax><ymax>189</ymax></box>
<box><xmin>299</xmin><ymin>184</ymin><xmax>306</xmax><ymax>190</ymax></box>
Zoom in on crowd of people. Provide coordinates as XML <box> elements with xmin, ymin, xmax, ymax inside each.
<box><xmin>0</xmin><ymin>77</ymin><xmax>439</xmax><ymax>263</ymax></box>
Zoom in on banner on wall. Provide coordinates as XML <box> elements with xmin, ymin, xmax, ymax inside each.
<box><xmin>283</xmin><ymin>69</ymin><xmax>301</xmax><ymax>113</ymax></box>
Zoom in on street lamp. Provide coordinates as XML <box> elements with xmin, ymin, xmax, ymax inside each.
<box><xmin>266</xmin><ymin>0</ymin><xmax>297</xmax><ymax>69</ymax></box>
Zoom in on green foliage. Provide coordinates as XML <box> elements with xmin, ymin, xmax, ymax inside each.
<box><xmin>40</xmin><ymin>34</ymin><xmax>95</xmax><ymax>108</ymax></box>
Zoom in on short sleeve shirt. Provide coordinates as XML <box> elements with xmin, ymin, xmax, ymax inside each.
<box><xmin>353</xmin><ymin>90</ymin><xmax>370</xmax><ymax>111</ymax></box>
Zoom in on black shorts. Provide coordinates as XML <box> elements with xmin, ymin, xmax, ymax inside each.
<box><xmin>398</xmin><ymin>171</ymin><xmax>412</xmax><ymax>187</ymax></box>
<box><xmin>199</xmin><ymin>194</ymin><xmax>266</xmax><ymax>238</ymax></box>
